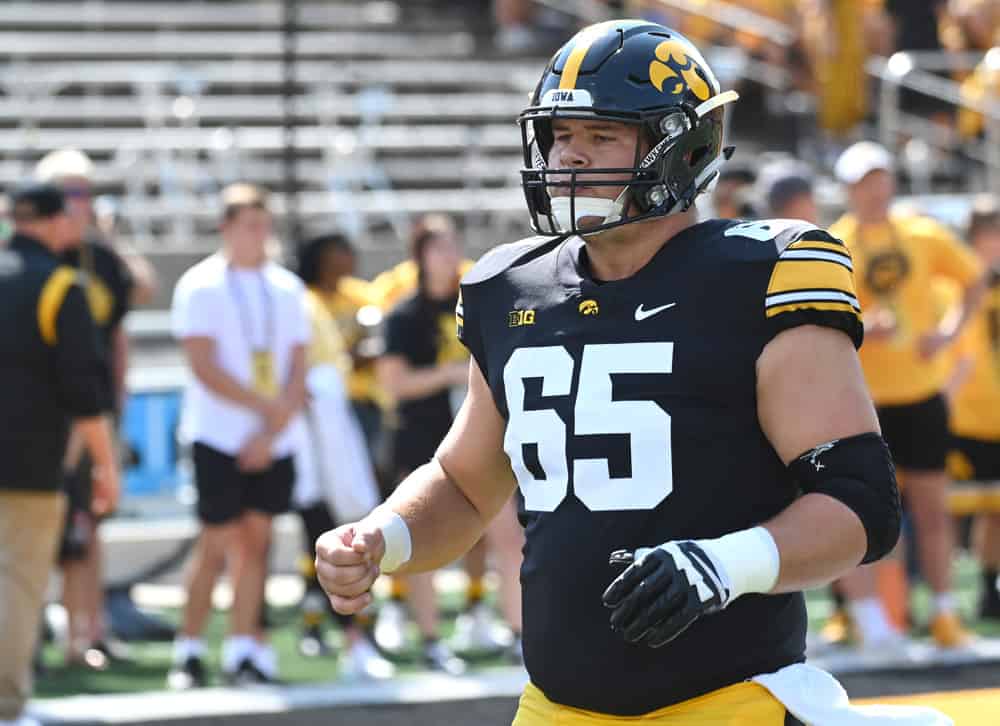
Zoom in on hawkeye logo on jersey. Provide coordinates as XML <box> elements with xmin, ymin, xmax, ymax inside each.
<box><xmin>508</xmin><ymin>309</ymin><xmax>536</xmax><ymax>327</ymax></box>
<box><xmin>578</xmin><ymin>299</ymin><xmax>600</xmax><ymax>316</ymax></box>
<box><xmin>541</xmin><ymin>88</ymin><xmax>594</xmax><ymax>107</ymax></box>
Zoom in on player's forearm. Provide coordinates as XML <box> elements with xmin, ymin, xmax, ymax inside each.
<box><xmin>379</xmin><ymin>459</ymin><xmax>490</xmax><ymax>573</ymax></box>
<box><xmin>764</xmin><ymin>492</ymin><xmax>867</xmax><ymax>593</ymax></box>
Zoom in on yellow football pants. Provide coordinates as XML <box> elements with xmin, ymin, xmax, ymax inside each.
<box><xmin>512</xmin><ymin>680</ymin><xmax>787</xmax><ymax>726</ymax></box>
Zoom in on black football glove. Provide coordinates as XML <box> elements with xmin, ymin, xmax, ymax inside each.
<box><xmin>602</xmin><ymin>542</ymin><xmax>731</xmax><ymax>648</ymax></box>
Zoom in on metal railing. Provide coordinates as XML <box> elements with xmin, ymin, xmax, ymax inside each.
<box><xmin>869</xmin><ymin>49</ymin><xmax>1000</xmax><ymax>194</ymax></box>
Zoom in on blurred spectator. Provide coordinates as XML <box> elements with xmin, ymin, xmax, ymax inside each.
<box><xmin>307</xmin><ymin>235</ymin><xmax>386</xmax><ymax>458</ymax></box>
<box><xmin>291</xmin><ymin>234</ymin><xmax>394</xmax><ymax>678</ymax></box>
<box><xmin>800</xmin><ymin>0</ymin><xmax>871</xmax><ymax>136</ymax></box>
<box><xmin>757</xmin><ymin>159</ymin><xmax>819</xmax><ymax>222</ymax></box>
<box><xmin>0</xmin><ymin>183</ymin><xmax>119</xmax><ymax>726</ymax></box>
<box><xmin>884</xmin><ymin>0</ymin><xmax>954</xmax><ymax>119</ymax></box>
<box><xmin>374</xmin><ymin>215</ymin><xmax>471</xmax><ymax>674</ymax></box>
<box><xmin>492</xmin><ymin>0</ymin><xmax>573</xmax><ymax>54</ymax></box>
<box><xmin>830</xmin><ymin>141</ymin><xmax>992</xmax><ymax>649</ymax></box>
<box><xmin>34</xmin><ymin>148</ymin><xmax>154</xmax><ymax>669</ymax></box>
<box><xmin>168</xmin><ymin>184</ymin><xmax>308</xmax><ymax>688</ymax></box>
<box><xmin>958</xmin><ymin>47</ymin><xmax>1000</xmax><ymax>140</ymax></box>
<box><xmin>711</xmin><ymin>162</ymin><xmax>758</xmax><ymax>219</ymax></box>
<box><xmin>943</xmin><ymin>195</ymin><xmax>1000</xmax><ymax>621</ymax></box>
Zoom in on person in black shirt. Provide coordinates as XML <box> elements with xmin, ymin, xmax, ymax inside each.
<box><xmin>0</xmin><ymin>184</ymin><xmax>119</xmax><ymax>726</ymax></box>
<box><xmin>376</xmin><ymin>215</ymin><xmax>469</xmax><ymax>674</ymax></box>
<box><xmin>35</xmin><ymin>148</ymin><xmax>153</xmax><ymax>669</ymax></box>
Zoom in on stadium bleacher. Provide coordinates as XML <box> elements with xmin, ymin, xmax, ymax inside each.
<box><xmin>0</xmin><ymin>0</ymin><xmax>543</xmax><ymax>298</ymax></box>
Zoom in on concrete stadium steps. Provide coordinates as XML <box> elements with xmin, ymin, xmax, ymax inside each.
<box><xmin>0</xmin><ymin>92</ymin><xmax>528</xmax><ymax>125</ymax></box>
<box><xmin>0</xmin><ymin>1</ymin><xmax>407</xmax><ymax>31</ymax></box>
<box><xmin>0</xmin><ymin>154</ymin><xmax>523</xmax><ymax>193</ymax></box>
<box><xmin>0</xmin><ymin>0</ymin><xmax>540</xmax><ymax>248</ymax></box>
<box><xmin>0</xmin><ymin>122</ymin><xmax>522</xmax><ymax>154</ymax></box>
<box><xmin>0</xmin><ymin>30</ymin><xmax>477</xmax><ymax>60</ymax></box>
<box><xmin>3</xmin><ymin>59</ymin><xmax>542</xmax><ymax>93</ymax></box>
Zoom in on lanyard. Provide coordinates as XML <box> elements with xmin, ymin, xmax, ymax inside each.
<box><xmin>227</xmin><ymin>267</ymin><xmax>274</xmax><ymax>352</ymax></box>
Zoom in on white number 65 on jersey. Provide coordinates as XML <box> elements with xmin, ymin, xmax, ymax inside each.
<box><xmin>503</xmin><ymin>342</ymin><xmax>673</xmax><ymax>512</ymax></box>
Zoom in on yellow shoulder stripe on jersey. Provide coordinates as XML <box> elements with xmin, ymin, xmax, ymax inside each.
<box><xmin>768</xmin><ymin>256</ymin><xmax>856</xmax><ymax>298</ymax></box>
<box><xmin>37</xmin><ymin>266</ymin><xmax>79</xmax><ymax>345</ymax></box>
<box><xmin>786</xmin><ymin>238</ymin><xmax>848</xmax><ymax>255</ymax></box>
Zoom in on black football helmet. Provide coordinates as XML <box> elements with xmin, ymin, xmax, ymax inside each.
<box><xmin>518</xmin><ymin>20</ymin><xmax>738</xmax><ymax>236</ymax></box>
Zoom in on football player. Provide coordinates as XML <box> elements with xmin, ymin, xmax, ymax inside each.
<box><xmin>317</xmin><ymin>20</ymin><xmax>934</xmax><ymax>724</ymax></box>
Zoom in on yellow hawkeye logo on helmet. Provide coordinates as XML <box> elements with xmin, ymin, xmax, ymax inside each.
<box><xmin>649</xmin><ymin>40</ymin><xmax>710</xmax><ymax>101</ymax></box>
<box><xmin>578</xmin><ymin>299</ymin><xmax>600</xmax><ymax>316</ymax></box>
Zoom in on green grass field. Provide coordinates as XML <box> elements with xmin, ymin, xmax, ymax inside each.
<box><xmin>35</xmin><ymin>553</ymin><xmax>1000</xmax><ymax>699</ymax></box>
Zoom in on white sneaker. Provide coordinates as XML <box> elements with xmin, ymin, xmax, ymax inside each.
<box><xmin>373</xmin><ymin>600</ymin><xmax>409</xmax><ymax>655</ymax></box>
<box><xmin>340</xmin><ymin>636</ymin><xmax>395</xmax><ymax>680</ymax></box>
<box><xmin>451</xmin><ymin>602</ymin><xmax>513</xmax><ymax>653</ymax></box>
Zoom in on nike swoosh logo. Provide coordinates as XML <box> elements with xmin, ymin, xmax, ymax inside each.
<box><xmin>634</xmin><ymin>302</ymin><xmax>676</xmax><ymax>321</ymax></box>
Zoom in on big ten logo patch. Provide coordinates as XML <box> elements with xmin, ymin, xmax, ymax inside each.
<box><xmin>508</xmin><ymin>309</ymin><xmax>536</xmax><ymax>327</ymax></box>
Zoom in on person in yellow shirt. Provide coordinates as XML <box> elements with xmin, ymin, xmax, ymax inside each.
<box><xmin>830</xmin><ymin>141</ymin><xmax>992</xmax><ymax>648</ymax></box>
<box><xmin>296</xmin><ymin>234</ymin><xmax>384</xmax><ymax>455</ymax></box>
<box><xmin>944</xmin><ymin>196</ymin><xmax>1000</xmax><ymax>620</ymax></box>
<box><xmin>370</xmin><ymin>221</ymin><xmax>475</xmax><ymax>312</ymax></box>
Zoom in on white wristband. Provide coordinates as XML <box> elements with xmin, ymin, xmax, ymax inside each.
<box><xmin>696</xmin><ymin>526</ymin><xmax>780</xmax><ymax>602</ymax></box>
<box><xmin>368</xmin><ymin>507</ymin><xmax>412</xmax><ymax>574</ymax></box>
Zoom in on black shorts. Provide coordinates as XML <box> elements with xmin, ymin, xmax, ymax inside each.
<box><xmin>876</xmin><ymin>393</ymin><xmax>949</xmax><ymax>472</ymax></box>
<box><xmin>948</xmin><ymin>436</ymin><xmax>1000</xmax><ymax>482</ymax></box>
<box><xmin>192</xmin><ymin>442</ymin><xmax>295</xmax><ymax>525</ymax></box>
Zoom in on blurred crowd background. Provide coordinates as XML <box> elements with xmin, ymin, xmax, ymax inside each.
<box><xmin>1</xmin><ymin>0</ymin><xmax>1000</xmax><ymax>711</ymax></box>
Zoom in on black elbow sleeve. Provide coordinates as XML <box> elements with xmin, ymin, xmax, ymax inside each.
<box><xmin>788</xmin><ymin>433</ymin><xmax>901</xmax><ymax>565</ymax></box>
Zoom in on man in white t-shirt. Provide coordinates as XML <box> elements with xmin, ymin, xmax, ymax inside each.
<box><xmin>168</xmin><ymin>184</ymin><xmax>309</xmax><ymax>688</ymax></box>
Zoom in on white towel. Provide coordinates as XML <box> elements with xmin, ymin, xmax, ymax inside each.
<box><xmin>752</xmin><ymin>664</ymin><xmax>952</xmax><ymax>726</ymax></box>
<box><xmin>292</xmin><ymin>365</ymin><xmax>380</xmax><ymax>521</ymax></box>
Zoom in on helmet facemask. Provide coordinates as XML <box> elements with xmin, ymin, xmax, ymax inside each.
<box><xmin>519</xmin><ymin>92</ymin><xmax>738</xmax><ymax>237</ymax></box>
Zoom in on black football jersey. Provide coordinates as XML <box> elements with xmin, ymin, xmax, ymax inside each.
<box><xmin>456</xmin><ymin>218</ymin><xmax>862</xmax><ymax>715</ymax></box>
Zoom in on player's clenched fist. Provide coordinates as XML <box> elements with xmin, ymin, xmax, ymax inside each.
<box><xmin>315</xmin><ymin>521</ymin><xmax>384</xmax><ymax>615</ymax></box>
<box><xmin>315</xmin><ymin>508</ymin><xmax>413</xmax><ymax>615</ymax></box>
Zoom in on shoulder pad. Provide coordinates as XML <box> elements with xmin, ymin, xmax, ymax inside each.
<box><xmin>722</xmin><ymin>219</ymin><xmax>843</xmax><ymax>256</ymax></box>
<box><xmin>461</xmin><ymin>235</ymin><xmax>566</xmax><ymax>286</ymax></box>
